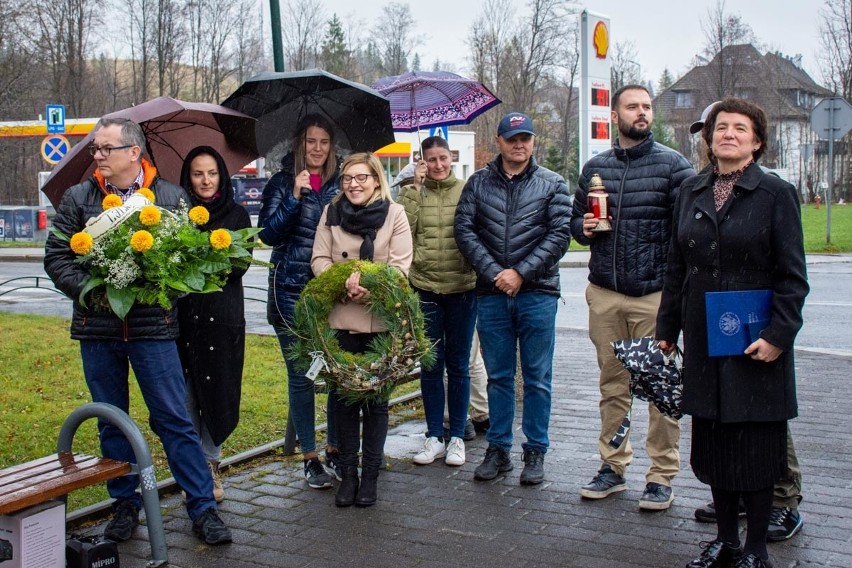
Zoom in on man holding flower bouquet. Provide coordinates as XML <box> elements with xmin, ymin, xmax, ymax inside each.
<box><xmin>44</xmin><ymin>118</ymin><xmax>233</xmax><ymax>545</ymax></box>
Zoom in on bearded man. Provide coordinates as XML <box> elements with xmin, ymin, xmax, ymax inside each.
<box><xmin>571</xmin><ymin>85</ymin><xmax>694</xmax><ymax>511</ymax></box>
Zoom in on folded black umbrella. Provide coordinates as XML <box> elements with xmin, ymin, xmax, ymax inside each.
<box><xmin>612</xmin><ymin>336</ymin><xmax>684</xmax><ymax>420</ymax></box>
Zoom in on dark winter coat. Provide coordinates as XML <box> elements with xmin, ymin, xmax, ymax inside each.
<box><xmin>44</xmin><ymin>170</ymin><xmax>189</xmax><ymax>340</ymax></box>
<box><xmin>571</xmin><ymin>134</ymin><xmax>695</xmax><ymax>297</ymax></box>
<box><xmin>454</xmin><ymin>155</ymin><xmax>572</xmax><ymax>296</ymax></box>
<box><xmin>258</xmin><ymin>153</ymin><xmax>340</xmax><ymax>325</ymax></box>
<box><xmin>177</xmin><ymin>146</ymin><xmax>251</xmax><ymax>446</ymax></box>
<box><xmin>655</xmin><ymin>163</ymin><xmax>809</xmax><ymax>423</ymax></box>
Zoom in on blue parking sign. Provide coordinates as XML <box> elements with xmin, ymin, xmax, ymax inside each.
<box><xmin>47</xmin><ymin>104</ymin><xmax>65</xmax><ymax>134</ymax></box>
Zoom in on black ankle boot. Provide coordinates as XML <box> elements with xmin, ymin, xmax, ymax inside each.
<box><xmin>335</xmin><ymin>467</ymin><xmax>359</xmax><ymax>507</ymax></box>
<box><xmin>355</xmin><ymin>468</ymin><xmax>378</xmax><ymax>507</ymax></box>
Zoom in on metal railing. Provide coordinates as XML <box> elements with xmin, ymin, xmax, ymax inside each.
<box><xmin>0</xmin><ymin>276</ymin><xmax>65</xmax><ymax>298</ymax></box>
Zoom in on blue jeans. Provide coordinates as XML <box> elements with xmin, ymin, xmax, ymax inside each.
<box><xmin>80</xmin><ymin>340</ymin><xmax>215</xmax><ymax>521</ymax></box>
<box><xmin>416</xmin><ymin>288</ymin><xmax>477</xmax><ymax>440</ymax></box>
<box><xmin>273</xmin><ymin>292</ymin><xmax>337</xmax><ymax>455</ymax></box>
<box><xmin>476</xmin><ymin>292</ymin><xmax>557</xmax><ymax>454</ymax></box>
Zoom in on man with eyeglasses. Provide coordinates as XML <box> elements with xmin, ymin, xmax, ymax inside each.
<box><xmin>44</xmin><ymin>117</ymin><xmax>233</xmax><ymax>545</ymax></box>
<box><xmin>454</xmin><ymin>112</ymin><xmax>572</xmax><ymax>485</ymax></box>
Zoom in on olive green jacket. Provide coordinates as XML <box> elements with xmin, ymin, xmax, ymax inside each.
<box><xmin>398</xmin><ymin>172</ymin><xmax>476</xmax><ymax>294</ymax></box>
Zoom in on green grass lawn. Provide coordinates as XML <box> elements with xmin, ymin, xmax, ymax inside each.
<box><xmin>0</xmin><ymin>314</ymin><xmax>325</xmax><ymax>511</ymax></box>
<box><xmin>801</xmin><ymin>203</ymin><xmax>852</xmax><ymax>253</ymax></box>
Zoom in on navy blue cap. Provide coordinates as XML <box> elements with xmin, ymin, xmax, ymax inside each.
<box><xmin>497</xmin><ymin>112</ymin><xmax>535</xmax><ymax>138</ymax></box>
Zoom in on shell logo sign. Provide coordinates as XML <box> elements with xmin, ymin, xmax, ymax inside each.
<box><xmin>593</xmin><ymin>21</ymin><xmax>609</xmax><ymax>59</ymax></box>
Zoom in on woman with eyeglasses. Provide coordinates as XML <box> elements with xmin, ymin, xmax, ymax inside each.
<box><xmin>311</xmin><ymin>153</ymin><xmax>413</xmax><ymax>507</ymax></box>
<box><xmin>176</xmin><ymin>146</ymin><xmax>252</xmax><ymax>503</ymax></box>
<box><xmin>258</xmin><ymin>114</ymin><xmax>342</xmax><ymax>490</ymax></box>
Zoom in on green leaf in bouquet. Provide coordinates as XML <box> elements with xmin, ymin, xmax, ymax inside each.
<box><xmin>78</xmin><ymin>276</ymin><xmax>105</xmax><ymax>308</ymax></box>
<box><xmin>166</xmin><ymin>279</ymin><xmax>192</xmax><ymax>292</ymax></box>
<box><xmin>106</xmin><ymin>285</ymin><xmax>137</xmax><ymax>320</ymax></box>
<box><xmin>50</xmin><ymin>227</ymin><xmax>70</xmax><ymax>242</ymax></box>
<box><xmin>202</xmin><ymin>280</ymin><xmax>224</xmax><ymax>292</ymax></box>
<box><xmin>197</xmin><ymin>260</ymin><xmax>231</xmax><ymax>274</ymax></box>
<box><xmin>183</xmin><ymin>270</ymin><xmax>205</xmax><ymax>291</ymax></box>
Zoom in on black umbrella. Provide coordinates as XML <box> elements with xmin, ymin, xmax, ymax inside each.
<box><xmin>611</xmin><ymin>336</ymin><xmax>684</xmax><ymax>420</ymax></box>
<box><xmin>221</xmin><ymin>69</ymin><xmax>395</xmax><ymax>155</ymax></box>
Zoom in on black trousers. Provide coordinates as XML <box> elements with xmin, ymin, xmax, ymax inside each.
<box><xmin>334</xmin><ymin>331</ymin><xmax>389</xmax><ymax>471</ymax></box>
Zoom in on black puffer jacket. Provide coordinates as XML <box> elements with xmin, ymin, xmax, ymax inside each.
<box><xmin>44</xmin><ymin>176</ymin><xmax>189</xmax><ymax>340</ymax></box>
<box><xmin>571</xmin><ymin>134</ymin><xmax>695</xmax><ymax>297</ymax></box>
<box><xmin>454</xmin><ymin>155</ymin><xmax>572</xmax><ymax>296</ymax></box>
<box><xmin>257</xmin><ymin>153</ymin><xmax>340</xmax><ymax>327</ymax></box>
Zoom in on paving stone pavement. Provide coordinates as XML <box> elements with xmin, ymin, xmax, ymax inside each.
<box><xmin>79</xmin><ymin>329</ymin><xmax>851</xmax><ymax>567</ymax></box>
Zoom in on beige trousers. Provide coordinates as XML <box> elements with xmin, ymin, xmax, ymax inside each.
<box><xmin>586</xmin><ymin>284</ymin><xmax>681</xmax><ymax>485</ymax></box>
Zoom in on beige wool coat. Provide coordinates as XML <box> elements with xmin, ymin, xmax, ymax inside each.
<box><xmin>311</xmin><ymin>201</ymin><xmax>413</xmax><ymax>333</ymax></box>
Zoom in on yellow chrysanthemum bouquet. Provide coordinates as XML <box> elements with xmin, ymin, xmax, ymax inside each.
<box><xmin>54</xmin><ymin>188</ymin><xmax>265</xmax><ymax>319</ymax></box>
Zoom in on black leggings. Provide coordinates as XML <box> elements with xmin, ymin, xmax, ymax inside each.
<box><xmin>334</xmin><ymin>331</ymin><xmax>389</xmax><ymax>472</ymax></box>
<box><xmin>711</xmin><ymin>484</ymin><xmax>773</xmax><ymax>560</ymax></box>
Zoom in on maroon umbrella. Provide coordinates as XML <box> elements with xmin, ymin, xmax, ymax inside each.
<box><xmin>41</xmin><ymin>97</ymin><xmax>259</xmax><ymax>208</ymax></box>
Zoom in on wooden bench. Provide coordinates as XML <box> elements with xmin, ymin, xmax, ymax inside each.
<box><xmin>0</xmin><ymin>402</ymin><xmax>168</xmax><ymax>567</ymax></box>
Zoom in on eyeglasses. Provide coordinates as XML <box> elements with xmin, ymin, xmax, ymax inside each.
<box><xmin>341</xmin><ymin>173</ymin><xmax>376</xmax><ymax>184</ymax></box>
<box><xmin>88</xmin><ymin>144</ymin><xmax>134</xmax><ymax>157</ymax></box>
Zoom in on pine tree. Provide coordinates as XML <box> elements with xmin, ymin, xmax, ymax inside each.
<box><xmin>658</xmin><ymin>67</ymin><xmax>674</xmax><ymax>93</ymax></box>
<box><xmin>320</xmin><ymin>14</ymin><xmax>349</xmax><ymax>78</ymax></box>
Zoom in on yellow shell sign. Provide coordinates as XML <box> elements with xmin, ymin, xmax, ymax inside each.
<box><xmin>593</xmin><ymin>20</ymin><xmax>609</xmax><ymax>59</ymax></box>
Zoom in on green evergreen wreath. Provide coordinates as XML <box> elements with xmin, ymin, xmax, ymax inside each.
<box><xmin>289</xmin><ymin>260</ymin><xmax>435</xmax><ymax>405</ymax></box>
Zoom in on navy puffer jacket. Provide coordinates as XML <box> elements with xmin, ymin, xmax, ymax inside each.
<box><xmin>258</xmin><ymin>153</ymin><xmax>340</xmax><ymax>326</ymax></box>
<box><xmin>570</xmin><ymin>134</ymin><xmax>695</xmax><ymax>297</ymax></box>
<box><xmin>454</xmin><ymin>155</ymin><xmax>572</xmax><ymax>296</ymax></box>
<box><xmin>44</xmin><ymin>176</ymin><xmax>189</xmax><ymax>340</ymax></box>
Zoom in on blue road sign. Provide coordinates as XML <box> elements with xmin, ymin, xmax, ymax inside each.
<box><xmin>46</xmin><ymin>104</ymin><xmax>65</xmax><ymax>134</ymax></box>
<box><xmin>429</xmin><ymin>126</ymin><xmax>449</xmax><ymax>140</ymax></box>
<box><xmin>41</xmin><ymin>135</ymin><xmax>70</xmax><ymax>165</ymax></box>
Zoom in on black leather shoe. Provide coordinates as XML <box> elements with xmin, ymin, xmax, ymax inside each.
<box><xmin>474</xmin><ymin>445</ymin><xmax>513</xmax><ymax>481</ymax></box>
<box><xmin>694</xmin><ymin>500</ymin><xmax>747</xmax><ymax>523</ymax></box>
<box><xmin>519</xmin><ymin>449</ymin><xmax>544</xmax><ymax>485</ymax></box>
<box><xmin>335</xmin><ymin>467</ymin><xmax>359</xmax><ymax>507</ymax></box>
<box><xmin>686</xmin><ymin>540</ymin><xmax>743</xmax><ymax>568</ymax></box>
<box><xmin>355</xmin><ymin>469</ymin><xmax>378</xmax><ymax>507</ymax></box>
<box><xmin>735</xmin><ymin>553</ymin><xmax>773</xmax><ymax>568</ymax></box>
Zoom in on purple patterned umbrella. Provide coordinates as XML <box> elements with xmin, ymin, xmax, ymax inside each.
<box><xmin>372</xmin><ymin>71</ymin><xmax>501</xmax><ymax>132</ymax></box>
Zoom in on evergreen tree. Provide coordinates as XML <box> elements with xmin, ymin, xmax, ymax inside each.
<box><xmin>320</xmin><ymin>14</ymin><xmax>349</xmax><ymax>77</ymax></box>
<box><xmin>651</xmin><ymin>107</ymin><xmax>679</xmax><ymax>151</ymax></box>
<box><xmin>658</xmin><ymin>67</ymin><xmax>674</xmax><ymax>93</ymax></box>
<box><xmin>543</xmin><ymin>146</ymin><xmax>566</xmax><ymax>178</ymax></box>
<box><xmin>411</xmin><ymin>53</ymin><xmax>421</xmax><ymax>71</ymax></box>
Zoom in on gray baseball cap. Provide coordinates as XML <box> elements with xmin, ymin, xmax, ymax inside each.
<box><xmin>690</xmin><ymin>101</ymin><xmax>721</xmax><ymax>134</ymax></box>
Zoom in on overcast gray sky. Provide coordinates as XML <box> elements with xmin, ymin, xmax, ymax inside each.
<box><xmin>319</xmin><ymin>0</ymin><xmax>826</xmax><ymax>87</ymax></box>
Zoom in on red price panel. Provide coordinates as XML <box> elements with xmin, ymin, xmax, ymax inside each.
<box><xmin>591</xmin><ymin>121</ymin><xmax>610</xmax><ymax>140</ymax></box>
<box><xmin>591</xmin><ymin>87</ymin><xmax>610</xmax><ymax>107</ymax></box>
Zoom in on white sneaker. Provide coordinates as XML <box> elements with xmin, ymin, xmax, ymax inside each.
<box><xmin>413</xmin><ymin>436</ymin><xmax>446</xmax><ymax>464</ymax></box>
<box><xmin>445</xmin><ymin>437</ymin><xmax>465</xmax><ymax>466</ymax></box>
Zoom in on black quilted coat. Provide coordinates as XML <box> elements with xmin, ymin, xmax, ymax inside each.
<box><xmin>571</xmin><ymin>134</ymin><xmax>695</xmax><ymax>297</ymax></box>
<box><xmin>257</xmin><ymin>153</ymin><xmax>340</xmax><ymax>327</ymax></box>
<box><xmin>454</xmin><ymin>155</ymin><xmax>572</xmax><ymax>296</ymax></box>
<box><xmin>44</xmin><ymin>176</ymin><xmax>189</xmax><ymax>340</ymax></box>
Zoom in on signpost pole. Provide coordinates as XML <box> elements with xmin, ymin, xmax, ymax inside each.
<box><xmin>827</xmin><ymin>105</ymin><xmax>834</xmax><ymax>245</ymax></box>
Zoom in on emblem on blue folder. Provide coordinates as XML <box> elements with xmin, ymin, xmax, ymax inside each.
<box><xmin>705</xmin><ymin>290</ymin><xmax>773</xmax><ymax>357</ymax></box>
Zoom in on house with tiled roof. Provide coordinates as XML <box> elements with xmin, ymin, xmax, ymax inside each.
<box><xmin>654</xmin><ymin>44</ymin><xmax>834</xmax><ymax>197</ymax></box>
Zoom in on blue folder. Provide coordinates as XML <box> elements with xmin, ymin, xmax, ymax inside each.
<box><xmin>705</xmin><ymin>290</ymin><xmax>773</xmax><ymax>357</ymax></box>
